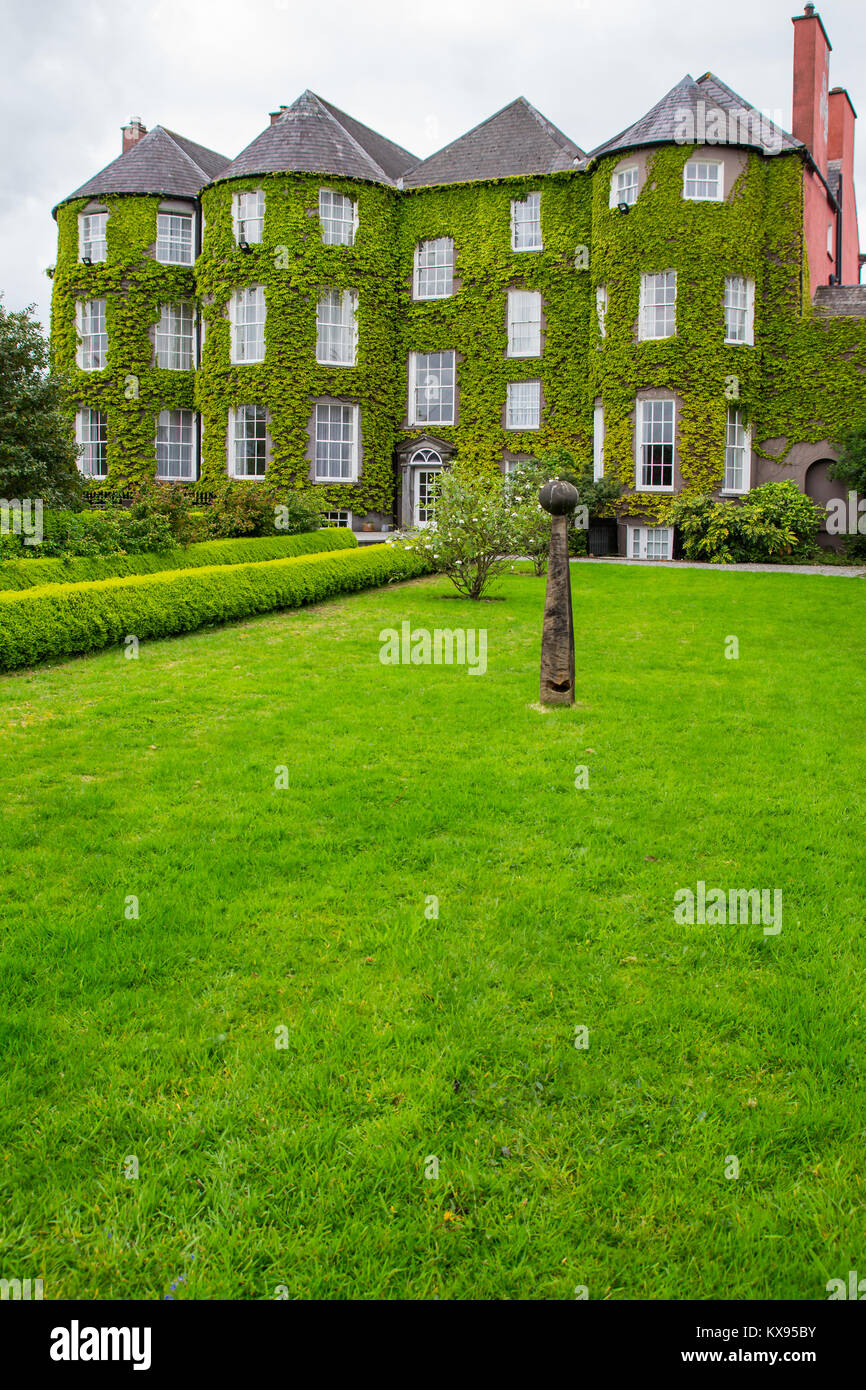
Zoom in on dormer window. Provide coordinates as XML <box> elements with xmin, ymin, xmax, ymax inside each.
<box><xmin>511</xmin><ymin>192</ymin><xmax>542</xmax><ymax>251</ymax></box>
<box><xmin>610</xmin><ymin>165</ymin><xmax>638</xmax><ymax>208</ymax></box>
<box><xmin>319</xmin><ymin>189</ymin><xmax>358</xmax><ymax>246</ymax></box>
<box><xmin>233</xmin><ymin>190</ymin><xmax>264</xmax><ymax>245</ymax></box>
<box><xmin>156</xmin><ymin>212</ymin><xmax>194</xmax><ymax>264</ymax></box>
<box><xmin>683</xmin><ymin>160</ymin><xmax>723</xmax><ymax>201</ymax></box>
<box><xmin>78</xmin><ymin>211</ymin><xmax>107</xmax><ymax>263</ymax></box>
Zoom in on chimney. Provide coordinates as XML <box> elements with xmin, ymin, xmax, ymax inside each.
<box><xmin>829</xmin><ymin>87</ymin><xmax>860</xmax><ymax>283</ymax></box>
<box><xmin>269</xmin><ymin>105</ymin><xmax>289</xmax><ymax>126</ymax></box>
<box><xmin>791</xmin><ymin>4</ymin><xmax>832</xmax><ymax>177</ymax></box>
<box><xmin>122</xmin><ymin>117</ymin><xmax>147</xmax><ymax>155</ymax></box>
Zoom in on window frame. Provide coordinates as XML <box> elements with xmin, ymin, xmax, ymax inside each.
<box><xmin>408</xmin><ymin>351</ymin><xmax>456</xmax><ymax>427</ymax></box>
<box><xmin>628</xmin><ymin>525</ymin><xmax>674</xmax><ymax>560</ymax></box>
<box><xmin>723</xmin><ymin>275</ymin><xmax>755</xmax><ymax>346</ymax></box>
<box><xmin>75</xmin><ymin>298</ymin><xmax>107</xmax><ymax>370</ymax></box>
<box><xmin>156</xmin><ymin>211</ymin><xmax>194</xmax><ymax>265</ymax></box>
<box><xmin>313</xmin><ymin>400</ymin><xmax>361</xmax><ymax>482</ymax></box>
<box><xmin>506</xmin><ymin>288</ymin><xmax>542</xmax><ymax>358</ymax></box>
<box><xmin>229</xmin><ymin>286</ymin><xmax>266</xmax><ymax>365</ymax></box>
<box><xmin>722</xmin><ymin>405</ymin><xmax>751</xmax><ymax>495</ymax></box>
<box><xmin>155</xmin><ymin>408</ymin><xmax>197</xmax><ymax>481</ymax></box>
<box><xmin>511</xmin><ymin>192</ymin><xmax>542</xmax><ymax>252</ymax></box>
<box><xmin>683</xmin><ymin>159</ymin><xmax>724</xmax><ymax>202</ymax></box>
<box><xmin>505</xmin><ymin>380</ymin><xmax>541</xmax><ymax>430</ymax></box>
<box><xmin>155</xmin><ymin>302</ymin><xmax>196</xmax><ymax>370</ymax></box>
<box><xmin>78</xmin><ymin>211</ymin><xmax>108</xmax><ymax>263</ymax></box>
<box><xmin>610</xmin><ymin>164</ymin><xmax>639</xmax><ymax>209</ymax></box>
<box><xmin>635</xmin><ymin>397</ymin><xmax>676</xmax><ymax>493</ymax></box>
<box><xmin>319</xmin><ymin>188</ymin><xmax>358</xmax><ymax>247</ymax></box>
<box><xmin>75</xmin><ymin>408</ymin><xmax>108</xmax><ymax>477</ymax></box>
<box><xmin>413</xmin><ymin>237</ymin><xmax>455</xmax><ymax>300</ymax></box>
<box><xmin>593</xmin><ymin>400</ymin><xmax>605</xmax><ymax>481</ymax></box>
<box><xmin>228</xmin><ymin>404</ymin><xmax>269</xmax><ymax>479</ymax></box>
<box><xmin>315</xmin><ymin>289</ymin><xmax>358</xmax><ymax>366</ymax></box>
<box><xmin>639</xmin><ymin>270</ymin><xmax>677</xmax><ymax>341</ymax></box>
<box><xmin>232</xmin><ymin>189</ymin><xmax>265</xmax><ymax>245</ymax></box>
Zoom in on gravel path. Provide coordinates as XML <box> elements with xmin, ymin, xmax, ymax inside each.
<box><xmin>572</xmin><ymin>557</ymin><xmax>865</xmax><ymax>577</ymax></box>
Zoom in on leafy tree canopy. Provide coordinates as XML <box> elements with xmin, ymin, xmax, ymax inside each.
<box><xmin>0</xmin><ymin>297</ymin><xmax>82</xmax><ymax>506</ymax></box>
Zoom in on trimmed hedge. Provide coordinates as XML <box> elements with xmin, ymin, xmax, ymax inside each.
<box><xmin>0</xmin><ymin>543</ymin><xmax>431</xmax><ymax>671</ymax></box>
<box><xmin>0</xmin><ymin>529</ymin><xmax>357</xmax><ymax>592</ymax></box>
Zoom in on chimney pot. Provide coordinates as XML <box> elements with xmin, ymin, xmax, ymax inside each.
<box><xmin>269</xmin><ymin>104</ymin><xmax>289</xmax><ymax>126</ymax></box>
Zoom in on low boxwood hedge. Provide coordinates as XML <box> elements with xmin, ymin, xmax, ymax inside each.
<box><xmin>0</xmin><ymin>529</ymin><xmax>357</xmax><ymax>592</ymax></box>
<box><xmin>0</xmin><ymin>543</ymin><xmax>431</xmax><ymax>671</ymax></box>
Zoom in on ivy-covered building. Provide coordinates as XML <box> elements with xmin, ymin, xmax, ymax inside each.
<box><xmin>51</xmin><ymin>4</ymin><xmax>866</xmax><ymax>554</ymax></box>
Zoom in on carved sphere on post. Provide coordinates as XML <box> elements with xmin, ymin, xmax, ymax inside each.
<box><xmin>538</xmin><ymin>479</ymin><xmax>579</xmax><ymax>516</ymax></box>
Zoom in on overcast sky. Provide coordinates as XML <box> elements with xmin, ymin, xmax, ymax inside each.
<box><xmin>2</xmin><ymin>0</ymin><xmax>864</xmax><ymax>331</ymax></box>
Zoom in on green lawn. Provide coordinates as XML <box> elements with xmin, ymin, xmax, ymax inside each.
<box><xmin>1</xmin><ymin>563</ymin><xmax>864</xmax><ymax>1300</ymax></box>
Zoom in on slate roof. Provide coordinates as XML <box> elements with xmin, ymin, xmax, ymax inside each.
<box><xmin>827</xmin><ymin>159</ymin><xmax>842</xmax><ymax>201</ymax></box>
<box><xmin>812</xmin><ymin>284</ymin><xmax>866</xmax><ymax>316</ymax></box>
<box><xmin>402</xmin><ymin>97</ymin><xmax>585</xmax><ymax>189</ymax></box>
<box><xmin>55</xmin><ymin>126</ymin><xmax>231</xmax><ymax>212</ymax></box>
<box><xmin>219</xmin><ymin>91</ymin><xmax>417</xmax><ymax>185</ymax></box>
<box><xmin>589</xmin><ymin>72</ymin><xmax>801</xmax><ymax>161</ymax></box>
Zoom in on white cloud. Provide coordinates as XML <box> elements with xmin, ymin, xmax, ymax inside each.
<box><xmin>2</xmin><ymin>0</ymin><xmax>864</xmax><ymax>325</ymax></box>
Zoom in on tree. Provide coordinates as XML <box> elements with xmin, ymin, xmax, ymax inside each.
<box><xmin>0</xmin><ymin>298</ymin><xmax>82</xmax><ymax>506</ymax></box>
<box><xmin>830</xmin><ymin>422</ymin><xmax>866</xmax><ymax>493</ymax></box>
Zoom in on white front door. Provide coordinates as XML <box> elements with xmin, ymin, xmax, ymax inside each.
<box><xmin>413</xmin><ymin>467</ymin><xmax>441</xmax><ymax>528</ymax></box>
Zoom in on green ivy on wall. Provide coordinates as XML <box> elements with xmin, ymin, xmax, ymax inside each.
<box><xmin>52</xmin><ymin>196</ymin><xmax>196</xmax><ymax>491</ymax></box>
<box><xmin>395</xmin><ymin>172</ymin><xmax>594</xmax><ymax>479</ymax></box>
<box><xmin>196</xmin><ymin>173</ymin><xmax>400</xmax><ymax>513</ymax></box>
<box><xmin>51</xmin><ymin>145</ymin><xmax>866</xmax><ymax>517</ymax></box>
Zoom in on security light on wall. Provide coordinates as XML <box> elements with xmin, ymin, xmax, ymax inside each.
<box><xmin>81</xmin><ymin>256</ymin><xmax>92</xmax><ymax>265</ymax></box>
<box><xmin>238</xmin><ymin>237</ymin><xmax>251</xmax><ymax>253</ymax></box>
<box><xmin>616</xmin><ymin>202</ymin><xmax>631</xmax><ymax>215</ymax></box>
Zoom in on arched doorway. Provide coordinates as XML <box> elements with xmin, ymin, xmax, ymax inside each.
<box><xmin>805</xmin><ymin>458</ymin><xmax>847</xmax><ymax>548</ymax></box>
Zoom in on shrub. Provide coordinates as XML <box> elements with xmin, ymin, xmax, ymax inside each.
<box><xmin>205</xmin><ymin>481</ymin><xmax>320</xmax><ymax>539</ymax></box>
<box><xmin>0</xmin><ymin>528</ymin><xmax>357</xmax><ymax>592</ymax></box>
<box><xmin>396</xmin><ymin>468</ymin><xmax>519</xmax><ymax>599</ymax></box>
<box><xmin>0</xmin><ymin>542</ymin><xmax>430</xmax><ymax>671</ymax></box>
<box><xmin>127</xmin><ymin>481</ymin><xmax>206</xmax><ymax>547</ymax></box>
<box><xmin>667</xmin><ymin>482</ymin><xmax>822</xmax><ymax>563</ymax></box>
<box><xmin>0</xmin><ymin>506</ymin><xmax>177</xmax><ymax>560</ymax></box>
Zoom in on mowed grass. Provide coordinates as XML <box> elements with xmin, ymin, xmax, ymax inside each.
<box><xmin>0</xmin><ymin>562</ymin><xmax>864</xmax><ymax>1301</ymax></box>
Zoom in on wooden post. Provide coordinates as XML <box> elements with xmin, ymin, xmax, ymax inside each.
<box><xmin>538</xmin><ymin>480</ymin><xmax>578</xmax><ymax>706</ymax></box>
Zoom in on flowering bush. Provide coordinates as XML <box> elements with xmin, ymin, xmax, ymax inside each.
<box><xmin>395</xmin><ymin>468</ymin><xmax>524</xmax><ymax>599</ymax></box>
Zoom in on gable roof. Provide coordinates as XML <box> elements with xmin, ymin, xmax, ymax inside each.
<box><xmin>589</xmin><ymin>72</ymin><xmax>801</xmax><ymax>161</ymax></box>
<box><xmin>402</xmin><ymin>97</ymin><xmax>584</xmax><ymax>189</ymax></box>
<box><xmin>55</xmin><ymin>126</ymin><xmax>231</xmax><ymax>213</ymax></box>
<box><xmin>218</xmin><ymin>90</ymin><xmax>416</xmax><ymax>185</ymax></box>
